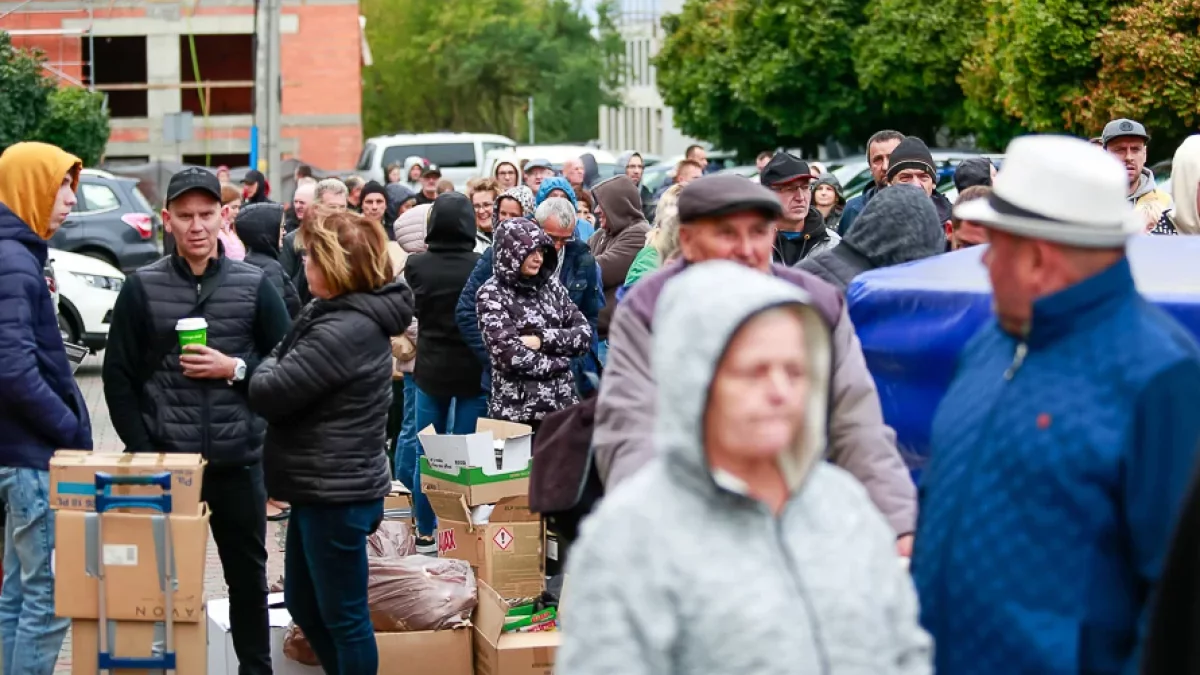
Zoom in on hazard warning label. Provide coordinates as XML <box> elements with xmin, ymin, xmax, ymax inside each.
<box><xmin>493</xmin><ymin>527</ymin><xmax>514</xmax><ymax>551</ymax></box>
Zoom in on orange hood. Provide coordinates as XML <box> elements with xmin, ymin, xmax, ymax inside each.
<box><xmin>0</xmin><ymin>142</ymin><xmax>82</xmax><ymax>240</ymax></box>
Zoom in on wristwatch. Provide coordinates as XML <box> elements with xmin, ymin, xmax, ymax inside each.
<box><xmin>228</xmin><ymin>358</ymin><xmax>247</xmax><ymax>385</ymax></box>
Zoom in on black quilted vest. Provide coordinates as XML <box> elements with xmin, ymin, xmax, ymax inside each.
<box><xmin>135</xmin><ymin>254</ymin><xmax>265</xmax><ymax>466</ymax></box>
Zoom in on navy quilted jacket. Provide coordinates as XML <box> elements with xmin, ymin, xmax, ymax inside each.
<box><xmin>912</xmin><ymin>258</ymin><xmax>1200</xmax><ymax>674</ymax></box>
<box><xmin>0</xmin><ymin>205</ymin><xmax>92</xmax><ymax>468</ymax></box>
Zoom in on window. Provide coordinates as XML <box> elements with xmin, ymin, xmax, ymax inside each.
<box><xmin>356</xmin><ymin>144</ymin><xmax>376</xmax><ymax>171</ymax></box>
<box><xmin>79</xmin><ymin>183</ymin><xmax>121</xmax><ymax>214</ymax></box>
<box><xmin>382</xmin><ymin>143</ymin><xmax>477</xmax><ymax>170</ymax></box>
<box><xmin>482</xmin><ymin>142</ymin><xmax>515</xmax><ymax>158</ymax></box>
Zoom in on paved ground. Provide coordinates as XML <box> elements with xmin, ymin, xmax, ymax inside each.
<box><xmin>54</xmin><ymin>352</ymin><xmax>287</xmax><ymax>673</ymax></box>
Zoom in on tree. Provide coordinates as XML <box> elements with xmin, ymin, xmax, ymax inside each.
<box><xmin>1070</xmin><ymin>0</ymin><xmax>1200</xmax><ymax>160</ymax></box>
<box><xmin>35</xmin><ymin>87</ymin><xmax>111</xmax><ymax>167</ymax></box>
<box><xmin>0</xmin><ymin>32</ymin><xmax>53</xmax><ymax>153</ymax></box>
<box><xmin>852</xmin><ymin>0</ymin><xmax>986</xmax><ymax>142</ymax></box>
<box><xmin>959</xmin><ymin>0</ymin><xmax>1114</xmax><ymax>148</ymax></box>
<box><xmin>360</xmin><ymin>0</ymin><xmax>617</xmax><ymax>143</ymax></box>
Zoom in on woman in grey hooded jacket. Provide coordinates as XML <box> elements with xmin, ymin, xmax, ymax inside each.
<box><xmin>560</xmin><ymin>260</ymin><xmax>931</xmax><ymax>675</ymax></box>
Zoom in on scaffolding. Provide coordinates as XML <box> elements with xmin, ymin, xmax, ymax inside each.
<box><xmin>0</xmin><ymin>0</ymin><xmax>95</xmax><ymax>89</ymax></box>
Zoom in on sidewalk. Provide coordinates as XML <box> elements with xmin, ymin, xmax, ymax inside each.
<box><xmin>54</xmin><ymin>353</ymin><xmax>287</xmax><ymax>673</ymax></box>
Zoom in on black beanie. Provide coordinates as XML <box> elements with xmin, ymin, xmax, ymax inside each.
<box><xmin>885</xmin><ymin>137</ymin><xmax>937</xmax><ymax>183</ymax></box>
<box><xmin>953</xmin><ymin>157</ymin><xmax>994</xmax><ymax>193</ymax></box>
<box><xmin>360</xmin><ymin>180</ymin><xmax>388</xmax><ymax>205</ymax></box>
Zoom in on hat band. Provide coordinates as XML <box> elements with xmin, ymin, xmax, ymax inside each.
<box><xmin>989</xmin><ymin>192</ymin><xmax>1126</xmax><ymax>230</ymax></box>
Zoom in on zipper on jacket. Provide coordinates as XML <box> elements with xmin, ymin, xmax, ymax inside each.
<box><xmin>772</xmin><ymin>506</ymin><xmax>831</xmax><ymax>675</ymax></box>
<box><xmin>1003</xmin><ymin>342</ymin><xmax>1028</xmax><ymax>381</ymax></box>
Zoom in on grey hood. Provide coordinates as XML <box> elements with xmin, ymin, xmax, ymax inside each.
<box><xmin>560</xmin><ymin>260</ymin><xmax>933</xmax><ymax>675</ymax></box>
<box><xmin>1130</xmin><ymin>167</ymin><xmax>1160</xmax><ymax>202</ymax></box>
<box><xmin>654</xmin><ymin>261</ymin><xmax>831</xmax><ymax>495</ymax></box>
<box><xmin>842</xmin><ymin>184</ymin><xmax>945</xmax><ymax>268</ymax></box>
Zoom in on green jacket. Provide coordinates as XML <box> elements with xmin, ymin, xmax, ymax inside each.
<box><xmin>624</xmin><ymin>245</ymin><xmax>660</xmax><ymax>288</ymax></box>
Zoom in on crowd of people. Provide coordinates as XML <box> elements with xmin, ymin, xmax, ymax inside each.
<box><xmin>1</xmin><ymin>111</ymin><xmax>1200</xmax><ymax>673</ymax></box>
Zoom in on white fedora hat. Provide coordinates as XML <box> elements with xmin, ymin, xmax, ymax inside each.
<box><xmin>955</xmin><ymin>135</ymin><xmax>1142</xmax><ymax>248</ymax></box>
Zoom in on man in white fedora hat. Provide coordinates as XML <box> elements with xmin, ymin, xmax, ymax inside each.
<box><xmin>910</xmin><ymin>134</ymin><xmax>1200</xmax><ymax>675</ymax></box>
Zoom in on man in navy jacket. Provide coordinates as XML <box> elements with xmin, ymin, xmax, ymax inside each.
<box><xmin>0</xmin><ymin>142</ymin><xmax>92</xmax><ymax>675</ymax></box>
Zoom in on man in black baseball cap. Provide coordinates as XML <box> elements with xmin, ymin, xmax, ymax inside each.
<box><xmin>759</xmin><ymin>151</ymin><xmax>841</xmax><ymax>265</ymax></box>
<box><xmin>591</xmin><ymin>172</ymin><xmax>919</xmax><ymax>557</ymax></box>
<box><xmin>102</xmin><ymin>165</ymin><xmax>289</xmax><ymax>675</ymax></box>
<box><xmin>416</xmin><ymin>164</ymin><xmax>442</xmax><ymax>205</ymax></box>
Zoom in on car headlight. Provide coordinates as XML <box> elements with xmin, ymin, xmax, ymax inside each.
<box><xmin>71</xmin><ymin>272</ymin><xmax>123</xmax><ymax>292</ymax></box>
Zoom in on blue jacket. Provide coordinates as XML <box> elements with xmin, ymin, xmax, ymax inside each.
<box><xmin>837</xmin><ymin>182</ymin><xmax>879</xmax><ymax>237</ymax></box>
<box><xmin>912</xmin><ymin>258</ymin><xmax>1200</xmax><ymax>675</ymax></box>
<box><xmin>456</xmin><ymin>239</ymin><xmax>604</xmax><ymax>396</ymax></box>
<box><xmin>0</xmin><ymin>204</ymin><xmax>92</xmax><ymax>468</ymax></box>
<box><xmin>535</xmin><ymin>176</ymin><xmax>595</xmax><ymax>243</ymax></box>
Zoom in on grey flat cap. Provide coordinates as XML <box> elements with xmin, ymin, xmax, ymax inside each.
<box><xmin>678</xmin><ymin>174</ymin><xmax>783</xmax><ymax>223</ymax></box>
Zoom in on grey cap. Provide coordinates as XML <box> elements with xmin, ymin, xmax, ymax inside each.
<box><xmin>1102</xmin><ymin>119</ymin><xmax>1150</xmax><ymax>146</ymax></box>
<box><xmin>524</xmin><ymin>158</ymin><xmax>553</xmax><ymax>171</ymax></box>
<box><xmin>678</xmin><ymin>174</ymin><xmax>783</xmax><ymax>223</ymax></box>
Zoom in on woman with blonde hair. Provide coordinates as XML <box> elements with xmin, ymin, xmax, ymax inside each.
<box><xmin>1153</xmin><ymin>135</ymin><xmax>1200</xmax><ymax>235</ymax></box>
<box><xmin>248</xmin><ymin>209</ymin><xmax>413</xmax><ymax>674</ymax></box>
<box><xmin>623</xmin><ymin>183</ymin><xmax>684</xmax><ymax>287</ymax></box>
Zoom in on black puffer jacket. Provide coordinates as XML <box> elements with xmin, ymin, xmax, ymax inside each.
<box><xmin>249</xmin><ymin>281</ymin><xmax>413</xmax><ymax>504</ymax></box>
<box><xmin>405</xmin><ymin>192</ymin><xmax>483</xmax><ymax>398</ymax></box>
<box><xmin>236</xmin><ymin>203</ymin><xmax>301</xmax><ymax>318</ymax></box>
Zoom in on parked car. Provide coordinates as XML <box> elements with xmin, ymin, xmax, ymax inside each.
<box><xmin>356</xmin><ymin>132</ymin><xmax>518</xmax><ymax>189</ymax></box>
<box><xmin>49</xmin><ymin>168</ymin><xmax>161</xmax><ymax>274</ymax></box>
<box><xmin>48</xmin><ymin>248</ymin><xmax>124</xmax><ymax>353</ymax></box>
<box><xmin>508</xmin><ymin>145</ymin><xmax>618</xmax><ymax>181</ymax></box>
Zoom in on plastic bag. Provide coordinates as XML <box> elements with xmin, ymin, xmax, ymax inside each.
<box><xmin>367</xmin><ymin>520</ymin><xmax>416</xmax><ymax>559</ymax></box>
<box><xmin>283</xmin><ymin>623</ymin><xmax>320</xmax><ymax>666</ymax></box>
<box><xmin>367</xmin><ymin>555</ymin><xmax>477</xmax><ymax>632</ymax></box>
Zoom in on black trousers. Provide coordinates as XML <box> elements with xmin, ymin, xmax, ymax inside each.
<box><xmin>203</xmin><ymin>463</ymin><xmax>272</xmax><ymax>675</ymax></box>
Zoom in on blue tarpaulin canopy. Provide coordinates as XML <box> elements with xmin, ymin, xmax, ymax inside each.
<box><xmin>846</xmin><ymin>236</ymin><xmax>1200</xmax><ymax>471</ymax></box>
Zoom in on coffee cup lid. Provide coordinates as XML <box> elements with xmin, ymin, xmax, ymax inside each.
<box><xmin>176</xmin><ymin>317</ymin><xmax>208</xmax><ymax>331</ymax></box>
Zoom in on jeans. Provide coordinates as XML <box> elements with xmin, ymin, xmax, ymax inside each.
<box><xmin>413</xmin><ymin>387</ymin><xmax>487</xmax><ymax>536</ymax></box>
<box><xmin>204</xmin><ymin>463</ymin><xmax>272</xmax><ymax>675</ymax></box>
<box><xmin>285</xmin><ymin>500</ymin><xmax>383</xmax><ymax>675</ymax></box>
<box><xmin>393</xmin><ymin>377</ymin><xmax>418</xmax><ymax>486</ymax></box>
<box><xmin>0</xmin><ymin>468</ymin><xmax>68</xmax><ymax>675</ymax></box>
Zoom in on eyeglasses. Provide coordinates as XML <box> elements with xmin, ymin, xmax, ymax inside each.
<box><xmin>473</xmin><ymin>204</ymin><xmax>494</xmax><ymax>213</ymax></box>
<box><xmin>772</xmin><ymin>182</ymin><xmax>810</xmax><ymax>195</ymax></box>
<box><xmin>497</xmin><ymin>169</ymin><xmax>517</xmax><ymax>177</ymax></box>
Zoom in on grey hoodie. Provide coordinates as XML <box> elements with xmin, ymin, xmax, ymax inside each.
<box><xmin>560</xmin><ymin>261</ymin><xmax>932</xmax><ymax>675</ymax></box>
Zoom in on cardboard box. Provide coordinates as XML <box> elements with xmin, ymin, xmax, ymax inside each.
<box><xmin>384</xmin><ymin>481</ymin><xmax>413</xmax><ymax>522</ymax></box>
<box><xmin>426</xmin><ymin>490</ymin><xmax>544</xmax><ymax>599</ymax></box>
<box><xmin>51</xmin><ymin>451</ymin><xmax>205</xmax><ymax>513</ymax></box>
<box><xmin>56</xmin><ymin>505</ymin><xmax>210</xmax><ymax>622</ymax></box>
<box><xmin>472</xmin><ymin>581</ymin><xmax>559</xmax><ymax>675</ymax></box>
<box><xmin>72</xmin><ymin>612</ymin><xmax>207</xmax><ymax>675</ymax></box>
<box><xmin>207</xmin><ymin>594</ymin><xmax>472</xmax><ymax>675</ymax></box>
<box><xmin>419</xmin><ymin>419</ymin><xmax>533</xmax><ymax>506</ymax></box>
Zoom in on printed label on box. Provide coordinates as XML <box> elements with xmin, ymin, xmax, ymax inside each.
<box><xmin>493</xmin><ymin>527</ymin><xmax>514</xmax><ymax>551</ymax></box>
<box><xmin>103</xmin><ymin>544</ymin><xmax>138</xmax><ymax>566</ymax></box>
<box><xmin>438</xmin><ymin>529</ymin><xmax>457</xmax><ymax>554</ymax></box>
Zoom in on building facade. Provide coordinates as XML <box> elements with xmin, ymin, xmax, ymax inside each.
<box><xmin>598</xmin><ymin>0</ymin><xmax>700</xmax><ymax>159</ymax></box>
<box><xmin>3</xmin><ymin>0</ymin><xmax>363</xmax><ymax>171</ymax></box>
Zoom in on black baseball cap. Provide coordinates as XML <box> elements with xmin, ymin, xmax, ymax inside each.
<box><xmin>759</xmin><ymin>152</ymin><xmax>814</xmax><ymax>187</ymax></box>
<box><xmin>421</xmin><ymin>164</ymin><xmax>442</xmax><ymax>178</ymax></box>
<box><xmin>165</xmin><ymin>167</ymin><xmax>222</xmax><ymax>206</ymax></box>
<box><xmin>679</xmin><ymin>174</ymin><xmax>783</xmax><ymax>223</ymax></box>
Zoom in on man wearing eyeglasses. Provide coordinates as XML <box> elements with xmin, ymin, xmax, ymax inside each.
<box><xmin>760</xmin><ymin>152</ymin><xmax>840</xmax><ymax>265</ymax></box>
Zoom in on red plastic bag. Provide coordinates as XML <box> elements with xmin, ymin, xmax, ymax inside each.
<box><xmin>367</xmin><ymin>555</ymin><xmax>477</xmax><ymax>632</ymax></box>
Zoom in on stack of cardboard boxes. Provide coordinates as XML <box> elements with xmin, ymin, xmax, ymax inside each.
<box><xmin>50</xmin><ymin>451</ymin><xmax>211</xmax><ymax>675</ymax></box>
<box><xmin>419</xmin><ymin>419</ymin><xmax>561</xmax><ymax>674</ymax></box>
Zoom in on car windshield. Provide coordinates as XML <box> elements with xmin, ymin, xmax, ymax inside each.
<box><xmin>832</xmin><ymin>162</ymin><xmax>873</xmax><ymax>196</ymax></box>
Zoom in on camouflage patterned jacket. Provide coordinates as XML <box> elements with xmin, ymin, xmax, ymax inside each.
<box><xmin>476</xmin><ymin>218</ymin><xmax>592</xmax><ymax>423</ymax></box>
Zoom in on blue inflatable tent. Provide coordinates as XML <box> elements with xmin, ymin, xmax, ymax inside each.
<box><xmin>847</xmin><ymin>236</ymin><xmax>1200</xmax><ymax>473</ymax></box>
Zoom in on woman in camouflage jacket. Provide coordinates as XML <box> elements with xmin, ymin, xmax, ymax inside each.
<box><xmin>476</xmin><ymin>217</ymin><xmax>592</xmax><ymax>424</ymax></box>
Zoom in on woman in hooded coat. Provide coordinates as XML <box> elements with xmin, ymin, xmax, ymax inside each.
<box><xmin>476</xmin><ymin>218</ymin><xmax>592</xmax><ymax>424</ymax></box>
<box><xmin>236</xmin><ymin>202</ymin><xmax>302</xmax><ymax>318</ymax></box>
<box><xmin>559</xmin><ymin>261</ymin><xmax>931</xmax><ymax>675</ymax></box>
<box><xmin>242</xmin><ymin>169</ymin><xmax>271</xmax><ymax>204</ymax></box>
<box><xmin>812</xmin><ymin>173</ymin><xmax>847</xmax><ymax>233</ymax></box>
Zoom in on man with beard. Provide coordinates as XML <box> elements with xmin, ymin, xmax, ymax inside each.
<box><xmin>1103</xmin><ymin>118</ymin><xmax>1172</xmax><ymax>231</ymax></box>
<box><xmin>840</xmin><ymin>130</ymin><xmax>904</xmax><ymax>236</ymax></box>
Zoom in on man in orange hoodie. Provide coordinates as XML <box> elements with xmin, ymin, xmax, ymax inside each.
<box><xmin>0</xmin><ymin>141</ymin><xmax>92</xmax><ymax>674</ymax></box>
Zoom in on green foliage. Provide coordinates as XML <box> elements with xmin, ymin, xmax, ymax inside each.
<box><xmin>361</xmin><ymin>0</ymin><xmax>617</xmax><ymax>143</ymax></box>
<box><xmin>1071</xmin><ymin>0</ymin><xmax>1200</xmax><ymax>160</ymax></box>
<box><xmin>0</xmin><ymin>32</ymin><xmax>111</xmax><ymax>165</ymax></box>
<box><xmin>34</xmin><ymin>87</ymin><xmax>111</xmax><ymax>167</ymax></box>
<box><xmin>0</xmin><ymin>32</ymin><xmax>53</xmax><ymax>154</ymax></box>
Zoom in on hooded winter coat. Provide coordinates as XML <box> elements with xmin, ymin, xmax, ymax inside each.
<box><xmin>1163</xmin><ymin>136</ymin><xmax>1200</xmax><ymax>235</ymax></box>
<box><xmin>535</xmin><ymin>176</ymin><xmax>595</xmax><ymax>242</ymax></box>
<box><xmin>236</xmin><ymin>202</ymin><xmax>302</xmax><ymax>318</ymax></box>
<box><xmin>492</xmin><ymin>157</ymin><xmax>524</xmax><ymax>188</ymax></box>
<box><xmin>616</xmin><ymin>151</ymin><xmax>655</xmax><ymax>221</ymax></box>
<box><xmin>384</xmin><ymin>183</ymin><xmax>417</xmax><ymax>230</ymax></box>
<box><xmin>394</xmin><ymin>203</ymin><xmax>430</xmax><ymax>255</ymax></box>
<box><xmin>797</xmin><ymin>185</ymin><xmax>945</xmax><ymax>293</ymax></box>
<box><xmin>476</xmin><ymin>219</ymin><xmax>591</xmax><ymax>423</ymax></box>
<box><xmin>561</xmin><ymin>260</ymin><xmax>931</xmax><ymax>675</ymax></box>
<box><xmin>813</xmin><ymin>173</ymin><xmax>846</xmax><ymax>233</ymax></box>
<box><xmin>0</xmin><ymin>142</ymin><xmax>93</xmax><ymax>469</ymax></box>
<box><xmin>404</xmin><ymin>192</ymin><xmax>483</xmax><ymax>398</ymax></box>
<box><xmin>774</xmin><ymin>207</ymin><xmax>841</xmax><ymax>266</ymax></box>
<box><xmin>588</xmin><ymin>176</ymin><xmax>651</xmax><ymax>339</ymax></box>
<box><xmin>242</xmin><ymin>169</ymin><xmax>271</xmax><ymax>204</ymax></box>
<box><xmin>580</xmin><ymin>153</ymin><xmax>601</xmax><ymax>190</ymax></box>
<box><xmin>250</xmin><ymin>281</ymin><xmax>412</xmax><ymax>504</ymax></box>
<box><xmin>402</xmin><ymin>156</ymin><xmax>426</xmax><ymax>192</ymax></box>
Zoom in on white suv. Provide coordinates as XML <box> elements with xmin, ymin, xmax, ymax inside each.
<box><xmin>356</xmin><ymin>132</ymin><xmax>517</xmax><ymax>189</ymax></box>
